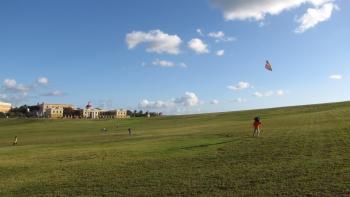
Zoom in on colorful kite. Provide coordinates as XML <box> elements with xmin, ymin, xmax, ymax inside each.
<box><xmin>265</xmin><ymin>60</ymin><xmax>272</xmax><ymax>71</ymax></box>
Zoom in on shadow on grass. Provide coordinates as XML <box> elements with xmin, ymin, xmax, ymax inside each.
<box><xmin>180</xmin><ymin>140</ymin><xmax>233</xmax><ymax>150</ymax></box>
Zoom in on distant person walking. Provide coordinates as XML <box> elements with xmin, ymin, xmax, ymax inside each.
<box><xmin>128</xmin><ymin>128</ymin><xmax>132</xmax><ymax>136</ymax></box>
<box><xmin>253</xmin><ymin>117</ymin><xmax>262</xmax><ymax>137</ymax></box>
<box><xmin>13</xmin><ymin>136</ymin><xmax>18</xmax><ymax>145</ymax></box>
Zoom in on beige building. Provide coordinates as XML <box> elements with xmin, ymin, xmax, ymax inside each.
<box><xmin>0</xmin><ymin>102</ymin><xmax>11</xmax><ymax>113</ymax></box>
<box><xmin>45</xmin><ymin>107</ymin><xmax>64</xmax><ymax>118</ymax></box>
<box><xmin>115</xmin><ymin>109</ymin><xmax>127</xmax><ymax>118</ymax></box>
<box><xmin>100</xmin><ymin>109</ymin><xmax>128</xmax><ymax>119</ymax></box>
<box><xmin>38</xmin><ymin>103</ymin><xmax>74</xmax><ymax>118</ymax></box>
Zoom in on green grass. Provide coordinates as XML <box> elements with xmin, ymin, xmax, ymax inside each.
<box><xmin>0</xmin><ymin>102</ymin><xmax>350</xmax><ymax>196</ymax></box>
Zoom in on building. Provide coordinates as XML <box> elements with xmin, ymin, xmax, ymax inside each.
<box><xmin>45</xmin><ymin>107</ymin><xmax>64</xmax><ymax>118</ymax></box>
<box><xmin>38</xmin><ymin>103</ymin><xmax>74</xmax><ymax>118</ymax></box>
<box><xmin>115</xmin><ymin>109</ymin><xmax>128</xmax><ymax>118</ymax></box>
<box><xmin>0</xmin><ymin>102</ymin><xmax>11</xmax><ymax>113</ymax></box>
<box><xmin>82</xmin><ymin>102</ymin><xmax>128</xmax><ymax>119</ymax></box>
<box><xmin>81</xmin><ymin>101</ymin><xmax>101</xmax><ymax>119</ymax></box>
<box><xmin>100</xmin><ymin>109</ymin><xmax>128</xmax><ymax>119</ymax></box>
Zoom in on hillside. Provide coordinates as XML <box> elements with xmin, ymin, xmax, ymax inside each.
<box><xmin>0</xmin><ymin>101</ymin><xmax>350</xmax><ymax>196</ymax></box>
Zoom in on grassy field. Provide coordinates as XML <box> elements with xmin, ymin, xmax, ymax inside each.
<box><xmin>0</xmin><ymin>102</ymin><xmax>350</xmax><ymax>196</ymax></box>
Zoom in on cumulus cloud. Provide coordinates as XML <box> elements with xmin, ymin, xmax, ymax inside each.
<box><xmin>329</xmin><ymin>74</ymin><xmax>342</xmax><ymax>80</ymax></box>
<box><xmin>211</xmin><ymin>0</ymin><xmax>337</xmax><ymax>32</ymax></box>
<box><xmin>208</xmin><ymin>31</ymin><xmax>235</xmax><ymax>42</ymax></box>
<box><xmin>3</xmin><ymin>79</ymin><xmax>17</xmax><ymax>89</ymax></box>
<box><xmin>37</xmin><ymin>77</ymin><xmax>49</xmax><ymax>85</ymax></box>
<box><xmin>295</xmin><ymin>3</ymin><xmax>338</xmax><ymax>33</ymax></box>
<box><xmin>196</xmin><ymin>28</ymin><xmax>205</xmax><ymax>37</ymax></box>
<box><xmin>138</xmin><ymin>92</ymin><xmax>200</xmax><ymax>113</ymax></box>
<box><xmin>228</xmin><ymin>81</ymin><xmax>251</xmax><ymax>91</ymax></box>
<box><xmin>145</xmin><ymin>59</ymin><xmax>187</xmax><ymax>68</ymax></box>
<box><xmin>211</xmin><ymin>0</ymin><xmax>331</xmax><ymax>21</ymax></box>
<box><xmin>232</xmin><ymin>97</ymin><xmax>247</xmax><ymax>103</ymax></box>
<box><xmin>3</xmin><ymin>79</ymin><xmax>29</xmax><ymax>93</ymax></box>
<box><xmin>138</xmin><ymin>99</ymin><xmax>172</xmax><ymax>109</ymax></box>
<box><xmin>253</xmin><ymin>92</ymin><xmax>264</xmax><ymax>98</ymax></box>
<box><xmin>264</xmin><ymin>90</ymin><xmax>274</xmax><ymax>97</ymax></box>
<box><xmin>179</xmin><ymin>62</ymin><xmax>188</xmax><ymax>68</ymax></box>
<box><xmin>253</xmin><ymin>90</ymin><xmax>286</xmax><ymax>98</ymax></box>
<box><xmin>126</xmin><ymin>29</ymin><xmax>182</xmax><ymax>55</ymax></box>
<box><xmin>1</xmin><ymin>77</ymin><xmax>66</xmax><ymax>105</ymax></box>
<box><xmin>174</xmin><ymin>92</ymin><xmax>199</xmax><ymax>107</ymax></box>
<box><xmin>276</xmin><ymin>90</ymin><xmax>285</xmax><ymax>96</ymax></box>
<box><xmin>216</xmin><ymin>50</ymin><xmax>225</xmax><ymax>56</ymax></box>
<box><xmin>42</xmin><ymin>90</ymin><xmax>66</xmax><ymax>97</ymax></box>
<box><xmin>188</xmin><ymin>38</ymin><xmax>209</xmax><ymax>54</ymax></box>
<box><xmin>152</xmin><ymin>59</ymin><xmax>175</xmax><ymax>67</ymax></box>
<box><xmin>210</xmin><ymin>99</ymin><xmax>219</xmax><ymax>104</ymax></box>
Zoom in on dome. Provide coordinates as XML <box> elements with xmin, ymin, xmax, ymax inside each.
<box><xmin>86</xmin><ymin>101</ymin><xmax>92</xmax><ymax>109</ymax></box>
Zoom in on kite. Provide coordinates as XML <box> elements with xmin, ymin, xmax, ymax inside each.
<box><xmin>265</xmin><ymin>60</ymin><xmax>272</xmax><ymax>71</ymax></box>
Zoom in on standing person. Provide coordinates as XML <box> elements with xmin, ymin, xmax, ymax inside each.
<box><xmin>128</xmin><ymin>128</ymin><xmax>132</xmax><ymax>136</ymax></box>
<box><xmin>13</xmin><ymin>136</ymin><xmax>18</xmax><ymax>145</ymax></box>
<box><xmin>253</xmin><ymin>117</ymin><xmax>262</xmax><ymax>137</ymax></box>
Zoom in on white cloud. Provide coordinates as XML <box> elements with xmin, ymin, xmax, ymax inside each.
<box><xmin>1</xmin><ymin>79</ymin><xmax>31</xmax><ymax>104</ymax></box>
<box><xmin>276</xmin><ymin>90</ymin><xmax>285</xmax><ymax>96</ymax></box>
<box><xmin>126</xmin><ymin>29</ymin><xmax>182</xmax><ymax>55</ymax></box>
<box><xmin>233</xmin><ymin>97</ymin><xmax>247</xmax><ymax>103</ymax></box>
<box><xmin>152</xmin><ymin>59</ymin><xmax>175</xmax><ymax>67</ymax></box>
<box><xmin>211</xmin><ymin>0</ymin><xmax>332</xmax><ymax>21</ymax></box>
<box><xmin>3</xmin><ymin>79</ymin><xmax>29</xmax><ymax>93</ymax></box>
<box><xmin>208</xmin><ymin>31</ymin><xmax>235</xmax><ymax>42</ymax></box>
<box><xmin>264</xmin><ymin>90</ymin><xmax>274</xmax><ymax>97</ymax></box>
<box><xmin>216</xmin><ymin>50</ymin><xmax>225</xmax><ymax>56</ymax></box>
<box><xmin>329</xmin><ymin>74</ymin><xmax>342</xmax><ymax>80</ymax></box>
<box><xmin>208</xmin><ymin>31</ymin><xmax>224</xmax><ymax>38</ymax></box>
<box><xmin>253</xmin><ymin>92</ymin><xmax>264</xmax><ymax>98</ymax></box>
<box><xmin>138</xmin><ymin>99</ymin><xmax>172</xmax><ymax>109</ymax></box>
<box><xmin>174</xmin><ymin>92</ymin><xmax>199</xmax><ymax>107</ymax></box>
<box><xmin>196</xmin><ymin>28</ymin><xmax>205</xmax><ymax>37</ymax></box>
<box><xmin>3</xmin><ymin>79</ymin><xmax>17</xmax><ymax>89</ymax></box>
<box><xmin>138</xmin><ymin>92</ymin><xmax>200</xmax><ymax>113</ymax></box>
<box><xmin>210</xmin><ymin>99</ymin><xmax>219</xmax><ymax>104</ymax></box>
<box><xmin>179</xmin><ymin>62</ymin><xmax>188</xmax><ymax>68</ymax></box>
<box><xmin>42</xmin><ymin>90</ymin><xmax>65</xmax><ymax>97</ymax></box>
<box><xmin>37</xmin><ymin>77</ymin><xmax>49</xmax><ymax>85</ymax></box>
<box><xmin>1</xmin><ymin>77</ymin><xmax>67</xmax><ymax>105</ymax></box>
<box><xmin>188</xmin><ymin>38</ymin><xmax>209</xmax><ymax>54</ymax></box>
<box><xmin>295</xmin><ymin>3</ymin><xmax>337</xmax><ymax>33</ymax></box>
<box><xmin>228</xmin><ymin>81</ymin><xmax>251</xmax><ymax>91</ymax></box>
<box><xmin>253</xmin><ymin>90</ymin><xmax>286</xmax><ymax>98</ymax></box>
<box><xmin>146</xmin><ymin>59</ymin><xmax>187</xmax><ymax>68</ymax></box>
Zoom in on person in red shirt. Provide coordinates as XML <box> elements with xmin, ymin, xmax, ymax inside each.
<box><xmin>253</xmin><ymin>117</ymin><xmax>262</xmax><ymax>137</ymax></box>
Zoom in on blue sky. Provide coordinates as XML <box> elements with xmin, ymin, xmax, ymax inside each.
<box><xmin>0</xmin><ymin>0</ymin><xmax>349</xmax><ymax>114</ymax></box>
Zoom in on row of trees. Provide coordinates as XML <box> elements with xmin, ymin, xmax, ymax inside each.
<box><xmin>127</xmin><ymin>110</ymin><xmax>162</xmax><ymax>117</ymax></box>
<box><xmin>0</xmin><ymin>105</ymin><xmax>40</xmax><ymax>118</ymax></box>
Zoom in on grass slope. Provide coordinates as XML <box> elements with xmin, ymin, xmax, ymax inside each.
<box><xmin>0</xmin><ymin>102</ymin><xmax>350</xmax><ymax>196</ymax></box>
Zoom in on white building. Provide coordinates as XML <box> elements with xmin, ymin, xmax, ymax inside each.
<box><xmin>82</xmin><ymin>102</ymin><xmax>128</xmax><ymax>119</ymax></box>
<box><xmin>81</xmin><ymin>101</ymin><xmax>98</xmax><ymax>118</ymax></box>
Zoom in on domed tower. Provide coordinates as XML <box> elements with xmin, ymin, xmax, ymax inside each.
<box><xmin>86</xmin><ymin>101</ymin><xmax>93</xmax><ymax>109</ymax></box>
